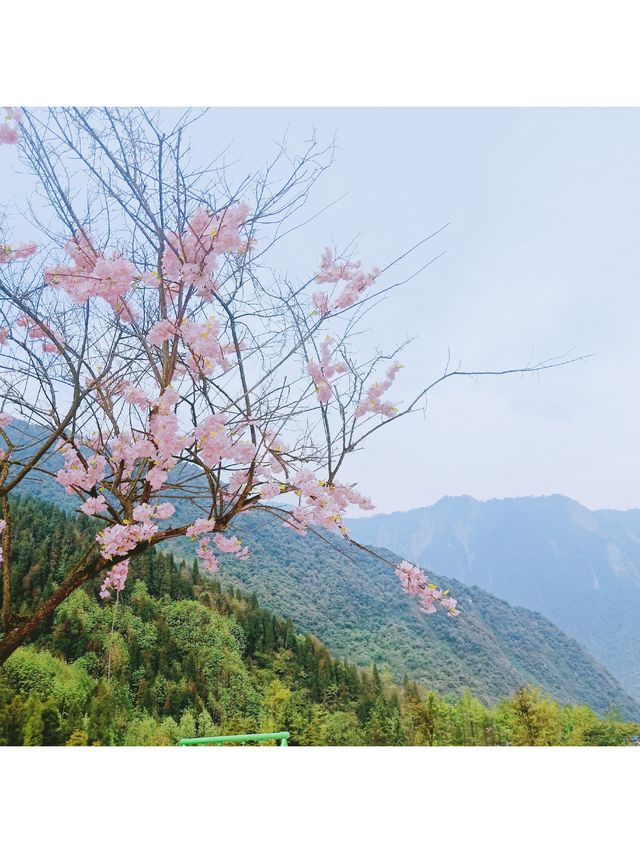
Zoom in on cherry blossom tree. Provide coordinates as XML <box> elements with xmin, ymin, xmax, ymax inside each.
<box><xmin>0</xmin><ymin>108</ymin><xmax>578</xmax><ymax>665</ymax></box>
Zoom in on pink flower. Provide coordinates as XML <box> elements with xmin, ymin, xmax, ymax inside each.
<box><xmin>154</xmin><ymin>502</ymin><xmax>175</xmax><ymax>520</ymax></box>
<box><xmin>355</xmin><ymin>362</ymin><xmax>402</xmax><ymax>418</ymax></box>
<box><xmin>161</xmin><ymin>203</ymin><xmax>250</xmax><ymax>290</ymax></box>
<box><xmin>194</xmin><ymin>414</ymin><xmax>233</xmax><ymax>466</ymax></box>
<box><xmin>282</xmin><ymin>468</ymin><xmax>374</xmax><ymax>536</ymax></box>
<box><xmin>55</xmin><ymin>446</ymin><xmax>105</xmax><ymax>494</ymax></box>
<box><xmin>145</xmin><ymin>467</ymin><xmax>168</xmax><ymax>490</ymax></box>
<box><xmin>99</xmin><ymin>559</ymin><xmax>130</xmax><ymax>599</ymax></box>
<box><xmin>0</xmin><ymin>242</ymin><xmax>37</xmax><ymax>263</ymax></box>
<box><xmin>312</xmin><ymin>248</ymin><xmax>379</xmax><ymax>313</ymax></box>
<box><xmin>96</xmin><ymin>521</ymin><xmax>157</xmax><ymax>560</ymax></box>
<box><xmin>132</xmin><ymin>504</ymin><xmax>155</xmax><ymax>522</ymax></box>
<box><xmin>316</xmin><ymin>383</ymin><xmax>332</xmax><ymax>403</ymax></box>
<box><xmin>0</xmin><ymin>125</ymin><xmax>18</xmax><ymax>145</ymax></box>
<box><xmin>312</xmin><ymin>291</ymin><xmax>330</xmax><ymax>316</ymax></box>
<box><xmin>119</xmin><ymin>382</ymin><xmax>150</xmax><ymax>408</ymax></box>
<box><xmin>44</xmin><ymin>233</ymin><xmax>138</xmax><ymax>319</ymax></box>
<box><xmin>180</xmin><ymin>318</ymin><xmax>232</xmax><ymax>373</ymax></box>
<box><xmin>259</xmin><ymin>482</ymin><xmax>281</xmax><ymax>499</ymax></box>
<box><xmin>186</xmin><ymin>517</ymin><xmax>216</xmax><ymax>538</ymax></box>
<box><xmin>109</xmin><ymin>434</ymin><xmax>155</xmax><ymax>476</ymax></box>
<box><xmin>80</xmin><ymin>495</ymin><xmax>108</xmax><ymax>516</ymax></box>
<box><xmin>147</xmin><ymin>319</ymin><xmax>179</xmax><ymax>346</ymax></box>
<box><xmin>307</xmin><ymin>337</ymin><xmax>348</xmax><ymax>404</ymax></box>
<box><xmin>196</xmin><ymin>538</ymin><xmax>220</xmax><ymax>574</ymax></box>
<box><xmin>18</xmin><ymin>317</ymin><xmax>64</xmax><ymax>353</ymax></box>
<box><xmin>0</xmin><ymin>328</ymin><xmax>8</xmax><ymax>346</ymax></box>
<box><xmin>213</xmin><ymin>534</ymin><xmax>242</xmax><ymax>554</ymax></box>
<box><xmin>394</xmin><ymin>560</ymin><xmax>459</xmax><ymax>617</ymax></box>
<box><xmin>0</xmin><ymin>413</ymin><xmax>13</xmax><ymax>428</ymax></box>
<box><xmin>132</xmin><ymin>502</ymin><xmax>175</xmax><ymax>522</ymax></box>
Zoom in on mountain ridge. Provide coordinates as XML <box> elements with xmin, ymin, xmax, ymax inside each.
<box><xmin>347</xmin><ymin>493</ymin><xmax>640</xmax><ymax>698</ymax></box>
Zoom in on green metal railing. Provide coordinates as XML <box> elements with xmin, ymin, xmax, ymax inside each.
<box><xmin>179</xmin><ymin>731</ymin><xmax>290</xmax><ymax>747</ymax></box>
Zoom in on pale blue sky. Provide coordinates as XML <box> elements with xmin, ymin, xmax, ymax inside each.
<box><xmin>3</xmin><ymin>109</ymin><xmax>639</xmax><ymax>512</ymax></box>
<box><xmin>194</xmin><ymin>108</ymin><xmax>640</xmax><ymax>513</ymax></box>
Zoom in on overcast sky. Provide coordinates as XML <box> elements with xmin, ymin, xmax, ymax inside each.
<box><xmin>194</xmin><ymin>108</ymin><xmax>640</xmax><ymax>514</ymax></box>
<box><xmin>3</xmin><ymin>109</ymin><xmax>639</xmax><ymax>514</ymax></box>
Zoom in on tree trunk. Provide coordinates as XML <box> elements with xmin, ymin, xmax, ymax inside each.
<box><xmin>1</xmin><ymin>495</ymin><xmax>10</xmax><ymax>632</ymax></box>
<box><xmin>0</xmin><ymin>556</ymin><xmax>100</xmax><ymax>666</ymax></box>
<box><xmin>0</xmin><ymin>527</ymin><xmax>187</xmax><ymax>666</ymax></box>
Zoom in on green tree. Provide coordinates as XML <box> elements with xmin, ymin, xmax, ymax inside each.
<box><xmin>510</xmin><ymin>686</ymin><xmax>561</xmax><ymax>745</ymax></box>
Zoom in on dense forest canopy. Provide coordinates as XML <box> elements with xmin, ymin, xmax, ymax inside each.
<box><xmin>1</xmin><ymin>496</ymin><xmax>637</xmax><ymax>746</ymax></box>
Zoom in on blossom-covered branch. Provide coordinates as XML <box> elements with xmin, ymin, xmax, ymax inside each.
<box><xmin>0</xmin><ymin>107</ymin><xmax>578</xmax><ymax>664</ymax></box>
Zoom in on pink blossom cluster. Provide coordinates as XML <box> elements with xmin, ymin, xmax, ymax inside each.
<box><xmin>221</xmin><ymin>468</ymin><xmax>254</xmax><ymax>503</ymax></box>
<box><xmin>44</xmin><ymin>232</ymin><xmax>138</xmax><ymax>321</ymax></box>
<box><xmin>161</xmin><ymin>204</ymin><xmax>250</xmax><ymax>293</ymax></box>
<box><xmin>147</xmin><ymin>319</ymin><xmax>180</xmax><ymax>346</ymax></box>
<box><xmin>96</xmin><ymin>521</ymin><xmax>157</xmax><ymax>560</ymax></box>
<box><xmin>0</xmin><ymin>413</ymin><xmax>13</xmax><ymax>428</ymax></box>
<box><xmin>132</xmin><ymin>502</ymin><xmax>175</xmax><ymax>522</ymax></box>
<box><xmin>289</xmin><ymin>467</ymin><xmax>374</xmax><ymax>534</ymax></box>
<box><xmin>147</xmin><ymin>317</ymin><xmax>242</xmax><ymax>376</ymax></box>
<box><xmin>312</xmin><ymin>248</ymin><xmax>380</xmax><ymax>314</ymax></box>
<box><xmin>188</xmin><ymin>523</ymin><xmax>250</xmax><ymax>572</ymax></box>
<box><xmin>213</xmin><ymin>533</ymin><xmax>249</xmax><ymax>560</ymax></box>
<box><xmin>177</xmin><ymin>318</ymin><xmax>238</xmax><ymax>376</ymax></box>
<box><xmin>0</xmin><ymin>328</ymin><xmax>8</xmax><ymax>346</ymax></box>
<box><xmin>259</xmin><ymin>481</ymin><xmax>281</xmax><ymax>500</ymax></box>
<box><xmin>0</xmin><ymin>107</ymin><xmax>22</xmax><ymax>145</ymax></box>
<box><xmin>395</xmin><ymin>560</ymin><xmax>459</xmax><ymax>617</ymax></box>
<box><xmin>118</xmin><ymin>382</ymin><xmax>150</xmax><ymax>408</ymax></box>
<box><xmin>186</xmin><ymin>517</ymin><xmax>217</xmax><ymax>538</ymax></box>
<box><xmin>307</xmin><ymin>337</ymin><xmax>348</xmax><ymax>403</ymax></box>
<box><xmin>56</xmin><ymin>445</ymin><xmax>106</xmax><ymax>495</ymax></box>
<box><xmin>109</xmin><ymin>433</ymin><xmax>156</xmax><ymax>477</ymax></box>
<box><xmin>80</xmin><ymin>495</ymin><xmax>108</xmax><ymax>516</ymax></box>
<box><xmin>42</xmin><ymin>339</ymin><xmax>64</xmax><ymax>354</ymax></box>
<box><xmin>145</xmin><ymin>389</ymin><xmax>189</xmax><ymax>490</ymax></box>
<box><xmin>0</xmin><ymin>242</ymin><xmax>37</xmax><ymax>263</ymax></box>
<box><xmin>194</xmin><ymin>414</ymin><xmax>253</xmax><ymax>468</ymax></box>
<box><xmin>196</xmin><ymin>538</ymin><xmax>220</xmax><ymax>574</ymax></box>
<box><xmin>74</xmin><ymin>392</ymin><xmax>187</xmax><ymax>500</ymax></box>
<box><xmin>99</xmin><ymin>560</ymin><xmax>130</xmax><ymax>600</ymax></box>
<box><xmin>16</xmin><ymin>315</ymin><xmax>65</xmax><ymax>354</ymax></box>
<box><xmin>0</xmin><ymin>519</ymin><xmax>6</xmax><ymax>565</ymax></box>
<box><xmin>355</xmin><ymin>362</ymin><xmax>403</xmax><ymax>418</ymax></box>
<box><xmin>181</xmin><ymin>318</ymin><xmax>221</xmax><ymax>357</ymax></box>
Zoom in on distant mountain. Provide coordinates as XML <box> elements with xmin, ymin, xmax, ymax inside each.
<box><xmin>347</xmin><ymin>495</ymin><xmax>640</xmax><ymax>700</ymax></box>
<box><xmin>7</xmin><ymin>425</ymin><xmax>639</xmax><ymax>717</ymax></box>
<box><xmin>165</xmin><ymin>511</ymin><xmax>640</xmax><ymax>718</ymax></box>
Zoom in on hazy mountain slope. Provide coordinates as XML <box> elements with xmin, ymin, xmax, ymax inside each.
<box><xmin>162</xmin><ymin>511</ymin><xmax>640</xmax><ymax>718</ymax></box>
<box><xmin>347</xmin><ymin>495</ymin><xmax>640</xmax><ymax>698</ymax></box>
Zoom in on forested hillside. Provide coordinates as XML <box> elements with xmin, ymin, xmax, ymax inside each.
<box><xmin>164</xmin><ymin>509</ymin><xmax>640</xmax><ymax>717</ymax></box>
<box><xmin>1</xmin><ymin>496</ymin><xmax>638</xmax><ymax>746</ymax></box>
<box><xmin>347</xmin><ymin>495</ymin><xmax>640</xmax><ymax>698</ymax></box>
<box><xmin>7</xmin><ymin>420</ymin><xmax>640</xmax><ymax>719</ymax></box>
